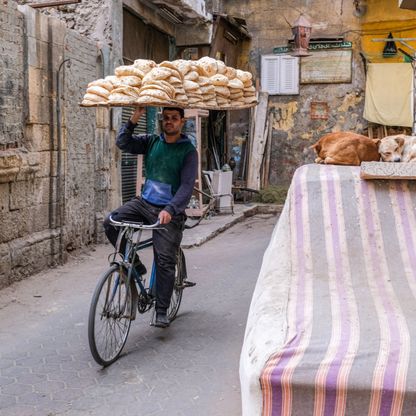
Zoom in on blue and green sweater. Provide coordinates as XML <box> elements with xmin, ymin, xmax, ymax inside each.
<box><xmin>116</xmin><ymin>120</ymin><xmax>198</xmax><ymax>216</ymax></box>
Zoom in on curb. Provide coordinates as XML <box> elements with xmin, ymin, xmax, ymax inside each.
<box><xmin>181</xmin><ymin>203</ymin><xmax>283</xmax><ymax>249</ymax></box>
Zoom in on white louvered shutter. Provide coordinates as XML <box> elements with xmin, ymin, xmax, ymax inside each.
<box><xmin>261</xmin><ymin>54</ymin><xmax>299</xmax><ymax>95</ymax></box>
<box><xmin>261</xmin><ymin>55</ymin><xmax>280</xmax><ymax>95</ymax></box>
<box><xmin>279</xmin><ymin>55</ymin><xmax>299</xmax><ymax>94</ymax></box>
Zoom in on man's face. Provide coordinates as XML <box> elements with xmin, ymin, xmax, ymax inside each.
<box><xmin>162</xmin><ymin>110</ymin><xmax>185</xmax><ymax>137</ymax></box>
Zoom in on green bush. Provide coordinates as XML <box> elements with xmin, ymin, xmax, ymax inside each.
<box><xmin>255</xmin><ymin>185</ymin><xmax>288</xmax><ymax>204</ymax></box>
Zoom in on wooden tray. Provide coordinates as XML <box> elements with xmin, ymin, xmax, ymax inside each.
<box><xmin>79</xmin><ymin>101</ymin><xmax>258</xmax><ymax>111</ymax></box>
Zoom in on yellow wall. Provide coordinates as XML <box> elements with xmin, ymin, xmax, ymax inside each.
<box><xmin>361</xmin><ymin>1</ymin><xmax>416</xmax><ymax>61</ymax></box>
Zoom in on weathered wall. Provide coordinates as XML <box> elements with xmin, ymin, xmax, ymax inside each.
<box><xmin>222</xmin><ymin>0</ymin><xmax>366</xmax><ymax>186</ymax></box>
<box><xmin>0</xmin><ymin>2</ymin><xmax>116</xmax><ymax>288</ymax></box>
<box><xmin>0</xmin><ymin>1</ymin><xmax>25</xmax><ymax>149</ymax></box>
<box><xmin>15</xmin><ymin>0</ymin><xmax>114</xmax><ymax>45</ymax></box>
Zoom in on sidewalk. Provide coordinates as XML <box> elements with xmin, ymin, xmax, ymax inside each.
<box><xmin>182</xmin><ymin>203</ymin><xmax>282</xmax><ymax>248</ymax></box>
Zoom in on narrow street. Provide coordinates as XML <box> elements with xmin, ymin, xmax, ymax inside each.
<box><xmin>0</xmin><ymin>214</ymin><xmax>277</xmax><ymax>416</ymax></box>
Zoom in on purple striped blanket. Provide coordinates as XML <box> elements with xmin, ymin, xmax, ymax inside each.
<box><xmin>260</xmin><ymin>164</ymin><xmax>416</xmax><ymax>416</ymax></box>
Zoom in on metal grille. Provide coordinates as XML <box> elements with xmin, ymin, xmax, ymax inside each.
<box><xmin>121</xmin><ymin>108</ymin><xmax>147</xmax><ymax>204</ymax></box>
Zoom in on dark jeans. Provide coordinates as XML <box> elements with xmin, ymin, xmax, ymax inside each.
<box><xmin>103</xmin><ymin>197</ymin><xmax>185</xmax><ymax>312</ymax></box>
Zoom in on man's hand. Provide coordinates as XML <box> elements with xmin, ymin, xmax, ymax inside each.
<box><xmin>130</xmin><ymin>107</ymin><xmax>146</xmax><ymax>124</ymax></box>
<box><xmin>158</xmin><ymin>210</ymin><xmax>172</xmax><ymax>225</ymax></box>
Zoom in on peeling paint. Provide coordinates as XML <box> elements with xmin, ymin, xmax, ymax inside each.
<box><xmin>270</xmin><ymin>102</ymin><xmax>298</xmax><ymax>137</ymax></box>
<box><xmin>337</xmin><ymin>91</ymin><xmax>363</xmax><ymax>113</ymax></box>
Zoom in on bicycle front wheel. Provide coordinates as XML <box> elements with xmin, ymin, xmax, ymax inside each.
<box><xmin>88</xmin><ymin>264</ymin><xmax>133</xmax><ymax>366</ymax></box>
<box><xmin>167</xmin><ymin>248</ymin><xmax>186</xmax><ymax>321</ymax></box>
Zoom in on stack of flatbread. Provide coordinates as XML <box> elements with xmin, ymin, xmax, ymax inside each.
<box><xmin>236</xmin><ymin>69</ymin><xmax>257</xmax><ymax>105</ymax></box>
<box><xmin>107</xmin><ymin>61</ymin><xmax>154</xmax><ymax>104</ymax></box>
<box><xmin>136</xmin><ymin>61</ymin><xmax>182</xmax><ymax>105</ymax></box>
<box><xmin>81</xmin><ymin>57</ymin><xmax>257</xmax><ymax>109</ymax></box>
<box><xmin>82</xmin><ymin>79</ymin><xmax>113</xmax><ymax>106</ymax></box>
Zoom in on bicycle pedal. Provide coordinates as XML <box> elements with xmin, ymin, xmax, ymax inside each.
<box><xmin>183</xmin><ymin>280</ymin><xmax>196</xmax><ymax>288</ymax></box>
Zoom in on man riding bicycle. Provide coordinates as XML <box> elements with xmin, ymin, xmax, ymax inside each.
<box><xmin>103</xmin><ymin>106</ymin><xmax>197</xmax><ymax>328</ymax></box>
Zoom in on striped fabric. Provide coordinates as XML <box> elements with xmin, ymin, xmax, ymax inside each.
<box><xmin>260</xmin><ymin>164</ymin><xmax>416</xmax><ymax>416</ymax></box>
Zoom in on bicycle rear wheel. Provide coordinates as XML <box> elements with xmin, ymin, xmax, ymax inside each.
<box><xmin>167</xmin><ymin>248</ymin><xmax>186</xmax><ymax>321</ymax></box>
<box><xmin>88</xmin><ymin>264</ymin><xmax>133</xmax><ymax>366</ymax></box>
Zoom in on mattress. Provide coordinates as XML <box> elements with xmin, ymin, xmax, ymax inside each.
<box><xmin>240</xmin><ymin>164</ymin><xmax>416</xmax><ymax>416</ymax></box>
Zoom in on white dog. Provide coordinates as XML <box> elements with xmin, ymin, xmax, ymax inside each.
<box><xmin>378</xmin><ymin>134</ymin><xmax>416</xmax><ymax>162</ymax></box>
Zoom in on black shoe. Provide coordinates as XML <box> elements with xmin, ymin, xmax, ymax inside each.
<box><xmin>133</xmin><ymin>258</ymin><xmax>147</xmax><ymax>276</ymax></box>
<box><xmin>154</xmin><ymin>311</ymin><xmax>170</xmax><ymax>328</ymax></box>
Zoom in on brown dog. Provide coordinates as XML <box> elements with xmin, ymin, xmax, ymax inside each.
<box><xmin>311</xmin><ymin>132</ymin><xmax>380</xmax><ymax>166</ymax></box>
<box><xmin>378</xmin><ymin>134</ymin><xmax>416</xmax><ymax>162</ymax></box>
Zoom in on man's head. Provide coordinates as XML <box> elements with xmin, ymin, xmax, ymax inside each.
<box><xmin>161</xmin><ymin>107</ymin><xmax>185</xmax><ymax>141</ymax></box>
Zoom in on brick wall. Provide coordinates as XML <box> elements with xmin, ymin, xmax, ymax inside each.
<box><xmin>0</xmin><ymin>2</ymin><xmax>117</xmax><ymax>288</ymax></box>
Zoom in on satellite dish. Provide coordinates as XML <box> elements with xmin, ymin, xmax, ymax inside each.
<box><xmin>353</xmin><ymin>1</ymin><xmax>368</xmax><ymax>17</ymax></box>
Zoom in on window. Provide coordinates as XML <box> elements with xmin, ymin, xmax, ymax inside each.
<box><xmin>261</xmin><ymin>54</ymin><xmax>299</xmax><ymax>95</ymax></box>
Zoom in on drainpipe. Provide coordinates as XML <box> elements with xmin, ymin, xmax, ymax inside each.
<box><xmin>56</xmin><ymin>58</ymin><xmax>71</xmax><ymax>264</ymax></box>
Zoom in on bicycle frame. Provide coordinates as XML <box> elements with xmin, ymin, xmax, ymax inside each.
<box><xmin>108</xmin><ymin>217</ymin><xmax>163</xmax><ymax>319</ymax></box>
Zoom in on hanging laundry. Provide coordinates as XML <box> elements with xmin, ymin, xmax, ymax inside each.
<box><xmin>363</xmin><ymin>62</ymin><xmax>414</xmax><ymax>127</ymax></box>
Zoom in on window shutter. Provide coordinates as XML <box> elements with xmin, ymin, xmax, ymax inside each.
<box><xmin>120</xmin><ymin>108</ymin><xmax>147</xmax><ymax>204</ymax></box>
<box><xmin>279</xmin><ymin>55</ymin><xmax>299</xmax><ymax>94</ymax></box>
<box><xmin>261</xmin><ymin>55</ymin><xmax>280</xmax><ymax>95</ymax></box>
<box><xmin>261</xmin><ymin>54</ymin><xmax>299</xmax><ymax>95</ymax></box>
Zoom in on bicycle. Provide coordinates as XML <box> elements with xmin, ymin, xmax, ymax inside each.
<box><xmin>88</xmin><ymin>216</ymin><xmax>194</xmax><ymax>367</ymax></box>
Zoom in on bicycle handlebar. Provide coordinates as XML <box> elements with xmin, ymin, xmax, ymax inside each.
<box><xmin>109</xmin><ymin>215</ymin><xmax>162</xmax><ymax>230</ymax></box>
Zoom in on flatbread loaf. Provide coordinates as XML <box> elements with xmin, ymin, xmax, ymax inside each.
<box><xmin>230</xmin><ymin>91</ymin><xmax>244</xmax><ymax>99</ymax></box>
<box><xmin>243</xmin><ymin>79</ymin><xmax>253</xmax><ymax>88</ymax></box>
<box><xmin>193</xmin><ymin>64</ymin><xmax>209</xmax><ymax>77</ymax></box>
<box><xmin>159</xmin><ymin>61</ymin><xmax>184</xmax><ymax>80</ymax></box>
<box><xmin>167</xmin><ymin>76</ymin><xmax>182</xmax><ymax>86</ymax></box>
<box><xmin>216</xmin><ymin>60</ymin><xmax>227</xmax><ymax>75</ymax></box>
<box><xmin>175</xmin><ymin>94</ymin><xmax>189</xmax><ymax>102</ymax></box>
<box><xmin>83</xmin><ymin>93</ymin><xmax>107</xmax><ymax>103</ymax></box>
<box><xmin>88</xmin><ymin>79</ymin><xmax>113</xmax><ymax>91</ymax></box>
<box><xmin>184</xmin><ymin>71</ymin><xmax>199</xmax><ymax>81</ymax></box>
<box><xmin>217</xmin><ymin>97</ymin><xmax>230</xmax><ymax>105</ymax></box>
<box><xmin>244</xmin><ymin>95</ymin><xmax>257</xmax><ymax>103</ymax></box>
<box><xmin>188</xmin><ymin>97</ymin><xmax>202</xmax><ymax>104</ymax></box>
<box><xmin>198</xmin><ymin>76</ymin><xmax>210</xmax><ymax>86</ymax></box>
<box><xmin>214</xmin><ymin>85</ymin><xmax>230</xmax><ymax>97</ymax></box>
<box><xmin>86</xmin><ymin>85</ymin><xmax>110</xmax><ymax>98</ymax></box>
<box><xmin>139</xmin><ymin>89</ymin><xmax>171</xmax><ymax>101</ymax></box>
<box><xmin>244</xmin><ymin>85</ymin><xmax>256</xmax><ymax>93</ymax></box>
<box><xmin>117</xmin><ymin>75</ymin><xmax>142</xmax><ymax>87</ymax></box>
<box><xmin>210</xmin><ymin>74</ymin><xmax>229</xmax><ymax>86</ymax></box>
<box><xmin>142</xmin><ymin>67</ymin><xmax>173</xmax><ymax>83</ymax></box>
<box><xmin>115</xmin><ymin>65</ymin><xmax>145</xmax><ymax>78</ymax></box>
<box><xmin>105</xmin><ymin>75</ymin><xmax>124</xmax><ymax>88</ymax></box>
<box><xmin>236</xmin><ymin>69</ymin><xmax>253</xmax><ymax>83</ymax></box>
<box><xmin>197</xmin><ymin>57</ymin><xmax>218</xmax><ymax>77</ymax></box>
<box><xmin>175</xmin><ymin>87</ymin><xmax>186</xmax><ymax>95</ymax></box>
<box><xmin>135</xmin><ymin>95</ymin><xmax>169</xmax><ymax>105</ymax></box>
<box><xmin>228</xmin><ymin>78</ymin><xmax>244</xmax><ymax>89</ymax></box>
<box><xmin>225</xmin><ymin>66</ymin><xmax>237</xmax><ymax>80</ymax></box>
<box><xmin>140</xmin><ymin>80</ymin><xmax>176</xmax><ymax>96</ymax></box>
<box><xmin>172</xmin><ymin>59</ymin><xmax>192</xmax><ymax>76</ymax></box>
<box><xmin>111</xmin><ymin>86</ymin><xmax>141</xmax><ymax>98</ymax></box>
<box><xmin>108</xmin><ymin>92</ymin><xmax>133</xmax><ymax>103</ymax></box>
<box><xmin>183</xmin><ymin>80</ymin><xmax>200</xmax><ymax>91</ymax></box>
<box><xmin>200</xmin><ymin>85</ymin><xmax>215</xmax><ymax>94</ymax></box>
<box><xmin>204</xmin><ymin>100</ymin><xmax>217</xmax><ymax>106</ymax></box>
<box><xmin>133</xmin><ymin>59</ymin><xmax>157</xmax><ymax>73</ymax></box>
<box><xmin>140</xmin><ymin>85</ymin><xmax>175</xmax><ymax>99</ymax></box>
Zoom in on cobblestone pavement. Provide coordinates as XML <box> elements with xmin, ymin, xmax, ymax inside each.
<box><xmin>0</xmin><ymin>214</ymin><xmax>278</xmax><ymax>416</ymax></box>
